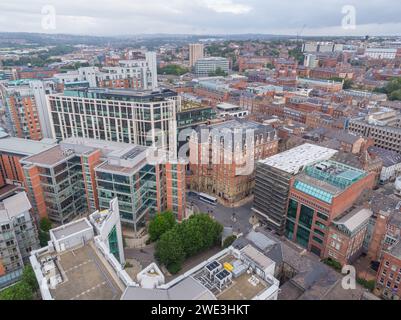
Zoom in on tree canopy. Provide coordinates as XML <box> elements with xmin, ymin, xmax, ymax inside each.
<box><xmin>374</xmin><ymin>77</ymin><xmax>401</xmax><ymax>101</ymax></box>
<box><xmin>0</xmin><ymin>266</ymin><xmax>38</xmax><ymax>300</ymax></box>
<box><xmin>154</xmin><ymin>214</ymin><xmax>223</xmax><ymax>274</ymax></box>
<box><xmin>148</xmin><ymin>211</ymin><xmax>177</xmax><ymax>242</ymax></box>
<box><xmin>158</xmin><ymin>64</ymin><xmax>188</xmax><ymax>76</ymax></box>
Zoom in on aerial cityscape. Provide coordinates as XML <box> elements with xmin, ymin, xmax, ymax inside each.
<box><xmin>1</xmin><ymin>0</ymin><xmax>401</xmax><ymax>306</ymax></box>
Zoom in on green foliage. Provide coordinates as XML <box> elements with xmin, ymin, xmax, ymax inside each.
<box><xmin>1</xmin><ymin>45</ymin><xmax>75</xmax><ymax>67</ymax></box>
<box><xmin>223</xmin><ymin>235</ymin><xmax>237</xmax><ymax>248</ymax></box>
<box><xmin>155</xmin><ymin>228</ymin><xmax>185</xmax><ymax>273</ymax></box>
<box><xmin>329</xmin><ymin>77</ymin><xmax>353</xmax><ymax>89</ymax></box>
<box><xmin>0</xmin><ymin>266</ymin><xmax>38</xmax><ymax>300</ymax></box>
<box><xmin>374</xmin><ymin>78</ymin><xmax>401</xmax><ymax>101</ymax></box>
<box><xmin>39</xmin><ymin>217</ymin><xmax>52</xmax><ymax>247</ymax></box>
<box><xmin>21</xmin><ymin>265</ymin><xmax>39</xmax><ymax>292</ymax></box>
<box><xmin>0</xmin><ymin>282</ymin><xmax>33</xmax><ymax>300</ymax></box>
<box><xmin>154</xmin><ymin>214</ymin><xmax>223</xmax><ymax>274</ymax></box>
<box><xmin>357</xmin><ymin>278</ymin><xmax>375</xmax><ymax>292</ymax></box>
<box><xmin>208</xmin><ymin>67</ymin><xmax>228</xmax><ymax>77</ymax></box>
<box><xmin>322</xmin><ymin>257</ymin><xmax>342</xmax><ymax>272</ymax></box>
<box><xmin>265</xmin><ymin>63</ymin><xmax>274</xmax><ymax>70</ymax></box>
<box><xmin>288</xmin><ymin>46</ymin><xmax>304</xmax><ymax>64</ymax></box>
<box><xmin>158</xmin><ymin>64</ymin><xmax>188</xmax><ymax>76</ymax></box>
<box><xmin>40</xmin><ymin>217</ymin><xmax>52</xmax><ymax>232</ymax></box>
<box><xmin>148</xmin><ymin>211</ymin><xmax>177</xmax><ymax>242</ymax></box>
<box><xmin>389</xmin><ymin>89</ymin><xmax>401</xmax><ymax>101</ymax></box>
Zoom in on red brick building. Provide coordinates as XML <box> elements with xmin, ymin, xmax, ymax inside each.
<box><xmin>375</xmin><ymin>241</ymin><xmax>401</xmax><ymax>300</ymax></box>
<box><xmin>285</xmin><ymin>160</ymin><xmax>376</xmax><ymax>258</ymax></box>
<box><xmin>189</xmin><ymin>120</ymin><xmax>278</xmax><ymax>204</ymax></box>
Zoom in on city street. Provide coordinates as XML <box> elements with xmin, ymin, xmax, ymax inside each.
<box><xmin>186</xmin><ymin>192</ymin><xmax>255</xmax><ymax>235</ymax></box>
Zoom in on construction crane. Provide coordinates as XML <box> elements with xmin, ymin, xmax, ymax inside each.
<box><xmin>296</xmin><ymin>24</ymin><xmax>307</xmax><ymax>45</ymax></box>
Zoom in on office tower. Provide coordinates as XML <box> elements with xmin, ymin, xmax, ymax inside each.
<box><xmin>0</xmin><ymin>191</ymin><xmax>39</xmax><ymax>289</ymax></box>
<box><xmin>20</xmin><ymin>138</ymin><xmax>186</xmax><ymax>231</ymax></box>
<box><xmin>194</xmin><ymin>57</ymin><xmax>229</xmax><ymax>77</ymax></box>
<box><xmin>47</xmin><ymin>87</ymin><xmax>179</xmax><ymax>156</ymax></box>
<box><xmin>189</xmin><ymin>43</ymin><xmax>204</xmax><ymax>67</ymax></box>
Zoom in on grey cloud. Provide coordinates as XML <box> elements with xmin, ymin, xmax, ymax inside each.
<box><xmin>0</xmin><ymin>0</ymin><xmax>400</xmax><ymax>36</ymax></box>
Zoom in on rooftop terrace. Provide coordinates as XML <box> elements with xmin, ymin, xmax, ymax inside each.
<box><xmin>294</xmin><ymin>160</ymin><xmax>367</xmax><ymax>204</ymax></box>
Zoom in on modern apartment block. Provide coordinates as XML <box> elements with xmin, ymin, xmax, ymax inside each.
<box><xmin>252</xmin><ymin>144</ymin><xmax>338</xmax><ymax>235</ymax></box>
<box><xmin>0</xmin><ymin>191</ymin><xmax>39</xmax><ymax>289</ymax></box>
<box><xmin>189</xmin><ymin>119</ymin><xmax>278</xmax><ymax>204</ymax></box>
<box><xmin>348</xmin><ymin>108</ymin><xmax>401</xmax><ymax>154</ymax></box>
<box><xmin>47</xmin><ymin>87</ymin><xmax>179</xmax><ymax>156</ymax></box>
<box><xmin>20</xmin><ymin>138</ymin><xmax>186</xmax><ymax>231</ymax></box>
<box><xmin>0</xmin><ymin>135</ymin><xmax>56</xmax><ymax>189</ymax></box>
<box><xmin>0</xmin><ymin>79</ymin><xmax>58</xmax><ymax>140</ymax></box>
<box><xmin>54</xmin><ymin>52</ymin><xmax>158</xmax><ymax>90</ymax></box>
<box><xmin>20</xmin><ymin>144</ymin><xmax>89</xmax><ymax>224</ymax></box>
<box><xmin>194</xmin><ymin>57</ymin><xmax>229</xmax><ymax>77</ymax></box>
<box><xmin>285</xmin><ymin>160</ymin><xmax>376</xmax><ymax>258</ymax></box>
<box><xmin>189</xmin><ymin>43</ymin><xmax>204</xmax><ymax>67</ymax></box>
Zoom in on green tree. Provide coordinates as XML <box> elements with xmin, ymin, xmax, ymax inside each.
<box><xmin>21</xmin><ymin>265</ymin><xmax>39</xmax><ymax>291</ymax></box>
<box><xmin>40</xmin><ymin>217</ymin><xmax>52</xmax><ymax>233</ymax></box>
<box><xmin>223</xmin><ymin>235</ymin><xmax>237</xmax><ymax>248</ymax></box>
<box><xmin>390</xmin><ymin>88</ymin><xmax>401</xmax><ymax>101</ymax></box>
<box><xmin>154</xmin><ymin>214</ymin><xmax>223</xmax><ymax>274</ymax></box>
<box><xmin>39</xmin><ymin>217</ymin><xmax>52</xmax><ymax>247</ymax></box>
<box><xmin>208</xmin><ymin>67</ymin><xmax>227</xmax><ymax>77</ymax></box>
<box><xmin>155</xmin><ymin>228</ymin><xmax>185</xmax><ymax>274</ymax></box>
<box><xmin>148</xmin><ymin>211</ymin><xmax>177</xmax><ymax>242</ymax></box>
<box><xmin>0</xmin><ymin>282</ymin><xmax>33</xmax><ymax>300</ymax></box>
<box><xmin>158</xmin><ymin>64</ymin><xmax>188</xmax><ymax>76</ymax></box>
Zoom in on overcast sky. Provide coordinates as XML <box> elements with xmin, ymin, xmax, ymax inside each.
<box><xmin>0</xmin><ymin>0</ymin><xmax>400</xmax><ymax>36</ymax></box>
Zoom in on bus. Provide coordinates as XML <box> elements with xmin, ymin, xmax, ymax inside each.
<box><xmin>198</xmin><ymin>193</ymin><xmax>218</xmax><ymax>205</ymax></box>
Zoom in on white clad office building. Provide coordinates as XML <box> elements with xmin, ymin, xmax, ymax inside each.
<box><xmin>47</xmin><ymin>87</ymin><xmax>179</xmax><ymax>155</ymax></box>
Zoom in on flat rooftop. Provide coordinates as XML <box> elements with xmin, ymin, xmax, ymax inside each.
<box><xmin>0</xmin><ymin>137</ymin><xmax>56</xmax><ymax>157</ymax></box>
<box><xmin>191</xmin><ymin>253</ymin><xmax>272</xmax><ymax>301</ymax></box>
<box><xmin>42</xmin><ymin>244</ymin><xmax>122</xmax><ymax>300</ymax></box>
<box><xmin>259</xmin><ymin>143</ymin><xmax>337</xmax><ymax>174</ymax></box>
<box><xmin>21</xmin><ymin>145</ymin><xmax>70</xmax><ymax>167</ymax></box>
<box><xmin>294</xmin><ymin>160</ymin><xmax>367</xmax><ymax>203</ymax></box>
<box><xmin>51</xmin><ymin>219</ymin><xmax>92</xmax><ymax>241</ymax></box>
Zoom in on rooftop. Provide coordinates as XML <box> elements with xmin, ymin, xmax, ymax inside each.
<box><xmin>333</xmin><ymin>207</ymin><xmax>373</xmax><ymax>234</ymax></box>
<box><xmin>234</xmin><ymin>229</ymin><xmax>369</xmax><ymax>300</ymax></box>
<box><xmin>60</xmin><ymin>87</ymin><xmax>177</xmax><ymax>102</ymax></box>
<box><xmin>0</xmin><ymin>136</ymin><xmax>56</xmax><ymax>157</ymax></box>
<box><xmin>388</xmin><ymin>241</ymin><xmax>401</xmax><ymax>260</ymax></box>
<box><xmin>259</xmin><ymin>143</ymin><xmax>338</xmax><ymax>174</ymax></box>
<box><xmin>37</xmin><ymin>244</ymin><xmax>122</xmax><ymax>300</ymax></box>
<box><xmin>294</xmin><ymin>160</ymin><xmax>367</xmax><ymax>203</ymax></box>
<box><xmin>21</xmin><ymin>145</ymin><xmax>71</xmax><ymax>167</ymax></box>
<box><xmin>0</xmin><ymin>192</ymin><xmax>31</xmax><ymax>223</ymax></box>
<box><xmin>51</xmin><ymin>219</ymin><xmax>92</xmax><ymax>241</ymax></box>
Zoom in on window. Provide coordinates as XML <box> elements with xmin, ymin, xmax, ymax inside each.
<box><xmin>313</xmin><ymin>236</ymin><xmax>323</xmax><ymax>244</ymax></box>
<box><xmin>296</xmin><ymin>226</ymin><xmax>310</xmax><ymax>248</ymax></box>
<box><xmin>287</xmin><ymin>199</ymin><xmax>298</xmax><ymax>220</ymax></box>
<box><xmin>299</xmin><ymin>205</ymin><xmax>314</xmax><ymax>229</ymax></box>
<box><xmin>317</xmin><ymin>212</ymin><xmax>329</xmax><ymax>221</ymax></box>
<box><xmin>285</xmin><ymin>220</ymin><xmax>295</xmax><ymax>240</ymax></box>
